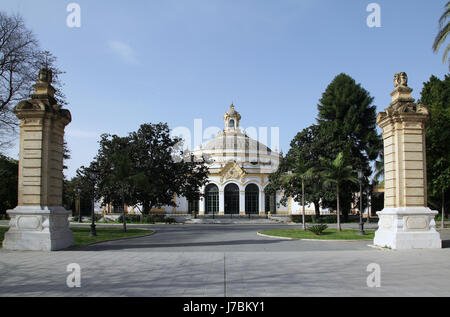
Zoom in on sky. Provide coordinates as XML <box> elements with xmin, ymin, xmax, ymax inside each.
<box><xmin>1</xmin><ymin>0</ymin><xmax>449</xmax><ymax>179</ymax></box>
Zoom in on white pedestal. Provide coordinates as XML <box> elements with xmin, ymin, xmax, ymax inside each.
<box><xmin>374</xmin><ymin>207</ymin><xmax>442</xmax><ymax>249</ymax></box>
<box><xmin>2</xmin><ymin>206</ymin><xmax>74</xmax><ymax>251</ymax></box>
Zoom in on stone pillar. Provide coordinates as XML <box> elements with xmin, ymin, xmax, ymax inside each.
<box><xmin>219</xmin><ymin>191</ymin><xmax>225</xmax><ymax>215</ymax></box>
<box><xmin>374</xmin><ymin>72</ymin><xmax>441</xmax><ymax>249</ymax></box>
<box><xmin>259</xmin><ymin>190</ymin><xmax>265</xmax><ymax>216</ymax></box>
<box><xmin>239</xmin><ymin>191</ymin><xmax>245</xmax><ymax>215</ymax></box>
<box><xmin>2</xmin><ymin>69</ymin><xmax>74</xmax><ymax>251</ymax></box>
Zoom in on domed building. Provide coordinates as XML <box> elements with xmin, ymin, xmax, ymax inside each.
<box><xmin>110</xmin><ymin>104</ymin><xmax>322</xmax><ymax>216</ymax></box>
<box><xmin>170</xmin><ymin>104</ymin><xmax>300</xmax><ymax>216</ymax></box>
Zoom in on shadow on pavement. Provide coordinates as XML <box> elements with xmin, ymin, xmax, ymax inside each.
<box><xmin>63</xmin><ymin>238</ymin><xmax>284</xmax><ymax>252</ymax></box>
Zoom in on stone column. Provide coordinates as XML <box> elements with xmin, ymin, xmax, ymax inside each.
<box><xmin>239</xmin><ymin>191</ymin><xmax>245</xmax><ymax>215</ymax></box>
<box><xmin>2</xmin><ymin>69</ymin><xmax>74</xmax><ymax>251</ymax></box>
<box><xmin>219</xmin><ymin>191</ymin><xmax>225</xmax><ymax>215</ymax></box>
<box><xmin>259</xmin><ymin>190</ymin><xmax>265</xmax><ymax>216</ymax></box>
<box><xmin>374</xmin><ymin>72</ymin><xmax>441</xmax><ymax>249</ymax></box>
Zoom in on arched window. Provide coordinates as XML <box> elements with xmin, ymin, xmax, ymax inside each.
<box><xmin>265</xmin><ymin>192</ymin><xmax>277</xmax><ymax>214</ymax></box>
<box><xmin>229</xmin><ymin>119</ymin><xmax>235</xmax><ymax>129</ymax></box>
<box><xmin>245</xmin><ymin>184</ymin><xmax>259</xmax><ymax>214</ymax></box>
<box><xmin>205</xmin><ymin>184</ymin><xmax>219</xmax><ymax>214</ymax></box>
<box><xmin>225</xmin><ymin>183</ymin><xmax>239</xmax><ymax>214</ymax></box>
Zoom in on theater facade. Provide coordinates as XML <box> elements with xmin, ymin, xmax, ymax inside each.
<box><xmin>108</xmin><ymin>104</ymin><xmax>318</xmax><ymax>216</ymax></box>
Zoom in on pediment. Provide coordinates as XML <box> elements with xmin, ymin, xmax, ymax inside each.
<box><xmin>219</xmin><ymin>161</ymin><xmax>246</xmax><ymax>182</ymax></box>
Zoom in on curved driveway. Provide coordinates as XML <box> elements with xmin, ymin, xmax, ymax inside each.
<box><xmin>76</xmin><ymin>224</ymin><xmax>377</xmax><ymax>252</ymax></box>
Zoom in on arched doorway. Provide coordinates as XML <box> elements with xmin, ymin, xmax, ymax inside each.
<box><xmin>225</xmin><ymin>183</ymin><xmax>239</xmax><ymax>214</ymax></box>
<box><xmin>265</xmin><ymin>192</ymin><xmax>277</xmax><ymax>214</ymax></box>
<box><xmin>205</xmin><ymin>184</ymin><xmax>219</xmax><ymax>215</ymax></box>
<box><xmin>245</xmin><ymin>184</ymin><xmax>259</xmax><ymax>214</ymax></box>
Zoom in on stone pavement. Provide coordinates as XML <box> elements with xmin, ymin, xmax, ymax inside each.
<box><xmin>0</xmin><ymin>224</ymin><xmax>449</xmax><ymax>297</ymax></box>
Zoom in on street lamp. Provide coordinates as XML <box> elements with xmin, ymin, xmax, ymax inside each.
<box><xmin>77</xmin><ymin>187</ymin><xmax>82</xmax><ymax>224</ymax></box>
<box><xmin>89</xmin><ymin>179</ymin><xmax>96</xmax><ymax>237</ymax></box>
<box><xmin>357</xmin><ymin>170</ymin><xmax>366</xmax><ymax>235</ymax></box>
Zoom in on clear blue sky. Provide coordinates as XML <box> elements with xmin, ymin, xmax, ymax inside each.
<box><xmin>1</xmin><ymin>0</ymin><xmax>449</xmax><ymax>178</ymax></box>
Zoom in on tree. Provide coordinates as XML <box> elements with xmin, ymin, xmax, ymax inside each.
<box><xmin>0</xmin><ymin>154</ymin><xmax>18</xmax><ymax>217</ymax></box>
<box><xmin>177</xmin><ymin>152</ymin><xmax>210</xmax><ymax>215</ymax></box>
<box><xmin>316</xmin><ymin>73</ymin><xmax>382</xmax><ymax>219</ymax></box>
<box><xmin>92</xmin><ymin>134</ymin><xmax>132</xmax><ymax>232</ymax></box>
<box><xmin>419</xmin><ymin>74</ymin><xmax>450</xmax><ymax>227</ymax></box>
<box><xmin>91</xmin><ymin>123</ymin><xmax>210</xmax><ymax>219</ymax></box>
<box><xmin>432</xmin><ymin>2</ymin><xmax>450</xmax><ymax>70</ymax></box>
<box><xmin>319</xmin><ymin>152</ymin><xmax>358</xmax><ymax>232</ymax></box>
<box><xmin>280</xmin><ymin>152</ymin><xmax>314</xmax><ymax>230</ymax></box>
<box><xmin>0</xmin><ymin>12</ymin><xmax>66</xmax><ymax>151</ymax></box>
<box><xmin>129</xmin><ymin>123</ymin><xmax>209</xmax><ymax>213</ymax></box>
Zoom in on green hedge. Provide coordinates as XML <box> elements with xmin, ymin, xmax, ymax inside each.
<box><xmin>291</xmin><ymin>214</ymin><xmax>371</xmax><ymax>224</ymax></box>
<box><xmin>117</xmin><ymin>214</ymin><xmax>176</xmax><ymax>224</ymax></box>
<box><xmin>291</xmin><ymin>215</ymin><xmax>340</xmax><ymax>224</ymax></box>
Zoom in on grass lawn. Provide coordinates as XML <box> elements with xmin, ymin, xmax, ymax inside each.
<box><xmin>0</xmin><ymin>226</ymin><xmax>153</xmax><ymax>248</ymax></box>
<box><xmin>259</xmin><ymin>228</ymin><xmax>375</xmax><ymax>240</ymax></box>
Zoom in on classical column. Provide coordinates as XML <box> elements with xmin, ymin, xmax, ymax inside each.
<box><xmin>3</xmin><ymin>69</ymin><xmax>74</xmax><ymax>251</ymax></box>
<box><xmin>259</xmin><ymin>190</ymin><xmax>265</xmax><ymax>216</ymax></box>
<box><xmin>239</xmin><ymin>190</ymin><xmax>245</xmax><ymax>215</ymax></box>
<box><xmin>219</xmin><ymin>191</ymin><xmax>225</xmax><ymax>215</ymax></box>
<box><xmin>374</xmin><ymin>72</ymin><xmax>441</xmax><ymax>249</ymax></box>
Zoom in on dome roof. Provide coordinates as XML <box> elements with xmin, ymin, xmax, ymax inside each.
<box><xmin>226</xmin><ymin>104</ymin><xmax>239</xmax><ymax>116</ymax></box>
<box><xmin>192</xmin><ymin>104</ymin><xmax>279</xmax><ymax>172</ymax></box>
<box><xmin>202</xmin><ymin>132</ymin><xmax>271</xmax><ymax>154</ymax></box>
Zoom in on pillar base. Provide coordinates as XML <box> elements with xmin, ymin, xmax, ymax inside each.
<box><xmin>374</xmin><ymin>207</ymin><xmax>441</xmax><ymax>249</ymax></box>
<box><xmin>2</xmin><ymin>206</ymin><xmax>74</xmax><ymax>251</ymax></box>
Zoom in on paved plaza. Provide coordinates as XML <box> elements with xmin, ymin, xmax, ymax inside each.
<box><xmin>1</xmin><ymin>224</ymin><xmax>450</xmax><ymax>297</ymax></box>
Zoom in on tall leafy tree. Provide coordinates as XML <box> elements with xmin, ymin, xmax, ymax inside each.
<box><xmin>419</xmin><ymin>74</ymin><xmax>450</xmax><ymax>225</ymax></box>
<box><xmin>0</xmin><ymin>154</ymin><xmax>18</xmax><ymax>217</ymax></box>
<box><xmin>0</xmin><ymin>12</ymin><xmax>66</xmax><ymax>151</ymax></box>
<box><xmin>433</xmin><ymin>2</ymin><xmax>450</xmax><ymax>70</ymax></box>
<box><xmin>269</xmin><ymin>125</ymin><xmax>334</xmax><ymax>220</ymax></box>
<box><xmin>319</xmin><ymin>152</ymin><xmax>358</xmax><ymax>232</ymax></box>
<box><xmin>316</xmin><ymin>73</ymin><xmax>382</xmax><ymax>219</ymax></box>
<box><xmin>280</xmin><ymin>152</ymin><xmax>314</xmax><ymax>230</ymax></box>
<box><xmin>92</xmin><ymin>134</ymin><xmax>133</xmax><ymax>231</ymax></box>
<box><xmin>91</xmin><ymin>123</ymin><xmax>209</xmax><ymax>216</ymax></box>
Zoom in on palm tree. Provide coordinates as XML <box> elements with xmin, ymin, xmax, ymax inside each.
<box><xmin>433</xmin><ymin>2</ymin><xmax>450</xmax><ymax>69</ymax></box>
<box><xmin>281</xmin><ymin>149</ymin><xmax>314</xmax><ymax>230</ymax></box>
<box><xmin>319</xmin><ymin>152</ymin><xmax>358</xmax><ymax>232</ymax></box>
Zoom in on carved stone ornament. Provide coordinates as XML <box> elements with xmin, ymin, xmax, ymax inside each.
<box><xmin>219</xmin><ymin>161</ymin><xmax>246</xmax><ymax>182</ymax></box>
<box><xmin>394</xmin><ymin>72</ymin><xmax>408</xmax><ymax>88</ymax></box>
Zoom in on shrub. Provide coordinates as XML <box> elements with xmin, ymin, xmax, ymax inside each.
<box><xmin>117</xmin><ymin>214</ymin><xmax>176</xmax><ymax>224</ymax></box>
<box><xmin>307</xmin><ymin>224</ymin><xmax>328</xmax><ymax>235</ymax></box>
<box><xmin>165</xmin><ymin>217</ymin><xmax>176</xmax><ymax>224</ymax></box>
<box><xmin>290</xmin><ymin>215</ymin><xmax>316</xmax><ymax>223</ymax></box>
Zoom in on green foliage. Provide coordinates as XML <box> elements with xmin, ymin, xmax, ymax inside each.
<box><xmin>432</xmin><ymin>2</ymin><xmax>450</xmax><ymax>68</ymax></box>
<box><xmin>117</xmin><ymin>214</ymin><xmax>176</xmax><ymax>224</ymax></box>
<box><xmin>307</xmin><ymin>224</ymin><xmax>328</xmax><ymax>235</ymax></box>
<box><xmin>420</xmin><ymin>75</ymin><xmax>450</xmax><ymax>215</ymax></box>
<box><xmin>0</xmin><ymin>155</ymin><xmax>18</xmax><ymax>215</ymax></box>
<box><xmin>316</xmin><ymin>73</ymin><xmax>381</xmax><ymax>218</ymax></box>
<box><xmin>90</xmin><ymin>123</ymin><xmax>209</xmax><ymax>214</ymax></box>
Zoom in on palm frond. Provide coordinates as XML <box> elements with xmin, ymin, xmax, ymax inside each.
<box><xmin>443</xmin><ymin>43</ymin><xmax>450</xmax><ymax>64</ymax></box>
<box><xmin>439</xmin><ymin>3</ymin><xmax>450</xmax><ymax>28</ymax></box>
<box><xmin>433</xmin><ymin>22</ymin><xmax>450</xmax><ymax>52</ymax></box>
